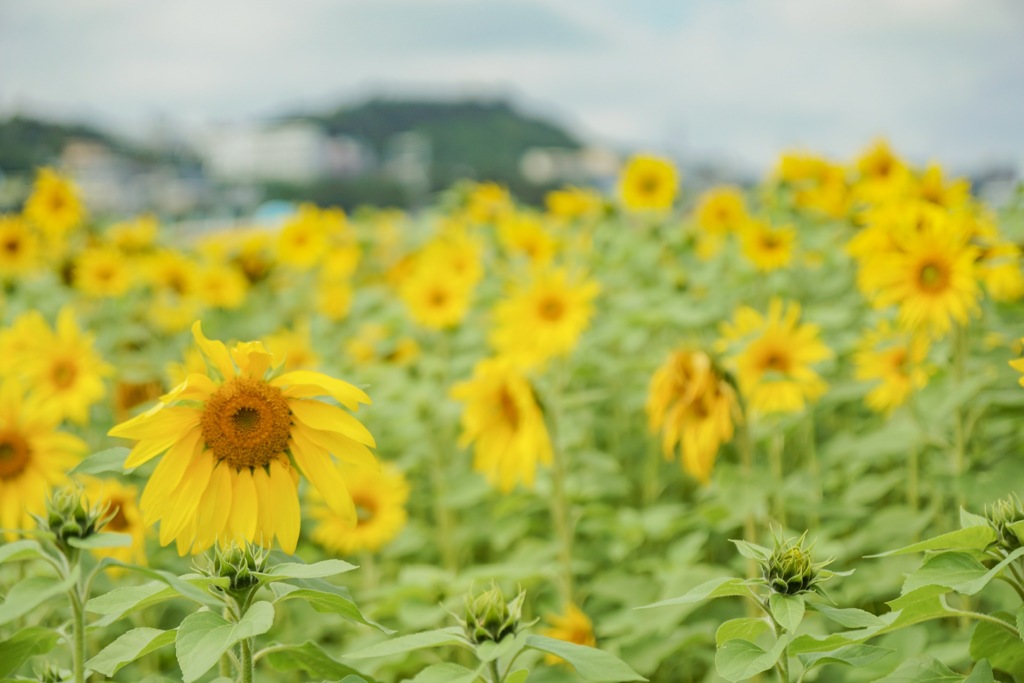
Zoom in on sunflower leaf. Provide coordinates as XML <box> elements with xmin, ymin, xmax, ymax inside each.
<box><xmin>271</xmin><ymin>583</ymin><xmax>393</xmax><ymax>633</ymax></box>
<box><xmin>523</xmin><ymin>635</ymin><xmax>646</xmax><ymax>681</ymax></box>
<box><xmin>264</xmin><ymin>641</ymin><xmax>377</xmax><ymax>681</ymax></box>
<box><xmin>175</xmin><ymin>601</ymin><xmax>274</xmax><ymax>683</ymax></box>
<box><xmin>86</xmin><ymin>627</ymin><xmax>176</xmax><ymax>676</ymax></box>
<box><xmin>69</xmin><ymin>447</ymin><xmax>131</xmax><ymax>476</ymax></box>
<box><xmin>0</xmin><ymin>627</ymin><xmax>61</xmax><ymax>677</ymax></box>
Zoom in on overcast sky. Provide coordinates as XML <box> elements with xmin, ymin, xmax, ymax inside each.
<box><xmin>1</xmin><ymin>0</ymin><xmax>1022</xmax><ymax>172</ymax></box>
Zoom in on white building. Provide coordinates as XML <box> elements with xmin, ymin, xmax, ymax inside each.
<box><xmin>202</xmin><ymin>122</ymin><xmax>334</xmax><ymax>184</ymax></box>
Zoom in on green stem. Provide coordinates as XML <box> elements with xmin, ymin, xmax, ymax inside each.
<box><xmin>642</xmin><ymin>437</ymin><xmax>661</xmax><ymax>506</ymax></box>
<box><xmin>769</xmin><ymin>431</ymin><xmax>787</xmax><ymax>528</ymax></box>
<box><xmin>947</xmin><ymin>609</ymin><xmax>1019</xmax><ymax>637</ymax></box>
<box><xmin>430</xmin><ymin>331</ymin><xmax>459</xmax><ymax>573</ymax></box>
<box><xmin>239</xmin><ymin>638</ymin><xmax>254</xmax><ymax>683</ymax></box>
<box><xmin>804</xmin><ymin>411</ymin><xmax>820</xmax><ymax>528</ymax></box>
<box><xmin>739</xmin><ymin>420</ymin><xmax>758</xmax><ymax>580</ymax></box>
<box><xmin>68</xmin><ymin>589</ymin><xmax>86</xmax><ymax>683</ymax></box>
<box><xmin>548</xmin><ymin>361</ymin><xmax>575</xmax><ymax>605</ymax></box>
<box><xmin>951</xmin><ymin>324</ymin><xmax>968</xmax><ymax>514</ymax></box>
<box><xmin>490</xmin><ymin>659</ymin><xmax>502</xmax><ymax>683</ymax></box>
<box><xmin>908</xmin><ymin>444</ymin><xmax>920</xmax><ymax>513</ymax></box>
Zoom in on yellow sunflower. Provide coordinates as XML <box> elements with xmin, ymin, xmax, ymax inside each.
<box><xmin>0</xmin><ymin>311</ymin><xmax>50</xmax><ymax>377</ymax></box>
<box><xmin>619</xmin><ymin>154</ymin><xmax>679</xmax><ymax>212</ymax></box>
<box><xmin>82</xmin><ymin>477</ymin><xmax>148</xmax><ymax>566</ymax></box>
<box><xmin>278</xmin><ymin>204</ymin><xmax>345</xmax><ymax>269</ymax></box>
<box><xmin>74</xmin><ymin>247</ymin><xmax>134</xmax><ymax>298</ymax></box>
<box><xmin>540</xmin><ymin>604</ymin><xmax>597</xmax><ymax>665</ymax></box>
<box><xmin>24</xmin><ymin>168</ymin><xmax>85</xmax><ymax>240</ymax></box>
<box><xmin>147</xmin><ymin>249</ymin><xmax>198</xmax><ymax>297</ymax></box>
<box><xmin>316</xmin><ymin>280</ymin><xmax>354</xmax><ymax>322</ymax></box>
<box><xmin>979</xmin><ymin>243</ymin><xmax>1024</xmax><ymax>303</ymax></box>
<box><xmin>545</xmin><ymin>186</ymin><xmax>603</xmax><ymax>222</ymax></box>
<box><xmin>195</xmin><ymin>263</ymin><xmax>248</xmax><ymax>310</ymax></box>
<box><xmin>695</xmin><ymin>187</ymin><xmax>747</xmax><ymax>236</ymax></box>
<box><xmin>108</xmin><ymin>322</ymin><xmax>376</xmax><ymax>555</ymax></box>
<box><xmin>420</xmin><ymin>231</ymin><xmax>485</xmax><ymax>288</ymax></box>
<box><xmin>865</xmin><ymin>218</ymin><xmax>980</xmax><ymax>336</ymax></box>
<box><xmin>450</xmin><ymin>358</ymin><xmax>552</xmax><ymax>492</ymax></box>
<box><xmin>400</xmin><ymin>266</ymin><xmax>473</xmax><ymax>330</ymax></box>
<box><xmin>21</xmin><ymin>308</ymin><xmax>113</xmax><ymax>425</ymax></box>
<box><xmin>717</xmin><ymin>299</ymin><xmax>832</xmax><ymax>415</ymax></box>
<box><xmin>490</xmin><ymin>269</ymin><xmax>600</xmax><ymax>369</ymax></box>
<box><xmin>740</xmin><ymin>221</ymin><xmax>796</xmax><ymax>272</ymax></box>
<box><xmin>0</xmin><ymin>381</ymin><xmax>85</xmax><ymax>538</ymax></box>
<box><xmin>0</xmin><ymin>215</ymin><xmax>41</xmax><ymax>277</ymax></box>
<box><xmin>856</xmin><ymin>139</ymin><xmax>907</xmax><ymax>184</ymax></box>
<box><xmin>915</xmin><ymin>165</ymin><xmax>970</xmax><ymax>210</ymax></box>
<box><xmin>498</xmin><ymin>214</ymin><xmax>558</xmax><ymax>265</ymax></box>
<box><xmin>646</xmin><ymin>349</ymin><xmax>739</xmax><ymax>484</ymax></box>
<box><xmin>310</xmin><ymin>463</ymin><xmax>409</xmax><ymax>555</ymax></box>
<box><xmin>107</xmin><ymin>215</ymin><xmax>158</xmax><ymax>253</ymax></box>
<box><xmin>320</xmin><ymin>243</ymin><xmax>362</xmax><ymax>281</ymax></box>
<box><xmin>854</xmin><ymin>321</ymin><xmax>933</xmax><ymax>414</ymax></box>
<box><xmin>1011</xmin><ymin>342</ymin><xmax>1024</xmax><ymax>387</ymax></box>
<box><xmin>266</xmin><ymin>321</ymin><xmax>321</xmax><ymax>372</ymax></box>
<box><xmin>466</xmin><ymin>183</ymin><xmax>513</xmax><ymax>225</ymax></box>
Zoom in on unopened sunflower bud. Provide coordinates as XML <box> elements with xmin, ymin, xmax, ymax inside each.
<box><xmin>762</xmin><ymin>533</ymin><xmax>832</xmax><ymax>596</ymax></box>
<box><xmin>35</xmin><ymin>486</ymin><xmax>114</xmax><ymax>556</ymax></box>
<box><xmin>460</xmin><ymin>583</ymin><xmax>525</xmax><ymax>645</ymax></box>
<box><xmin>985</xmin><ymin>494</ymin><xmax>1024</xmax><ymax>551</ymax></box>
<box><xmin>200</xmin><ymin>540</ymin><xmax>269</xmax><ymax>594</ymax></box>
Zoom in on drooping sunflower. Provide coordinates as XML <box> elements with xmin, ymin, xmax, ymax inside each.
<box><xmin>24</xmin><ymin>168</ymin><xmax>85</xmax><ymax>241</ymax></box>
<box><xmin>646</xmin><ymin>349</ymin><xmax>739</xmax><ymax>484</ymax></box>
<box><xmin>740</xmin><ymin>221</ymin><xmax>796</xmax><ymax>272</ymax></box>
<box><xmin>22</xmin><ymin>308</ymin><xmax>113</xmax><ymax>425</ymax></box>
<box><xmin>0</xmin><ymin>381</ymin><xmax>85</xmax><ymax>538</ymax></box>
<box><xmin>108</xmin><ymin>322</ymin><xmax>376</xmax><ymax>554</ymax></box>
<box><xmin>540</xmin><ymin>604</ymin><xmax>597</xmax><ymax>665</ymax></box>
<box><xmin>865</xmin><ymin>218</ymin><xmax>980</xmax><ymax>336</ymax></box>
<box><xmin>717</xmin><ymin>299</ymin><xmax>832</xmax><ymax>415</ymax></box>
<box><xmin>618</xmin><ymin>154</ymin><xmax>679</xmax><ymax>212</ymax></box>
<box><xmin>82</xmin><ymin>477</ymin><xmax>148</xmax><ymax>566</ymax></box>
<box><xmin>310</xmin><ymin>462</ymin><xmax>409</xmax><ymax>555</ymax></box>
<box><xmin>854</xmin><ymin>321</ymin><xmax>933</xmax><ymax>414</ymax></box>
<box><xmin>490</xmin><ymin>269</ymin><xmax>600</xmax><ymax>369</ymax></box>
<box><xmin>450</xmin><ymin>358</ymin><xmax>553</xmax><ymax>492</ymax></box>
<box><xmin>0</xmin><ymin>215</ymin><xmax>41</xmax><ymax>278</ymax></box>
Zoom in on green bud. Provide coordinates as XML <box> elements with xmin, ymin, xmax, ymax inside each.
<box><xmin>459</xmin><ymin>583</ymin><xmax>526</xmax><ymax>645</ymax></box>
<box><xmin>199</xmin><ymin>540</ymin><xmax>269</xmax><ymax>593</ymax></box>
<box><xmin>985</xmin><ymin>494</ymin><xmax>1024</xmax><ymax>551</ymax></box>
<box><xmin>762</xmin><ymin>532</ymin><xmax>833</xmax><ymax>596</ymax></box>
<box><xmin>34</xmin><ymin>485</ymin><xmax>114</xmax><ymax>556</ymax></box>
<box><xmin>34</xmin><ymin>662</ymin><xmax>66</xmax><ymax>683</ymax></box>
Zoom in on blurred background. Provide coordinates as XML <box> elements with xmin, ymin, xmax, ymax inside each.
<box><xmin>1</xmin><ymin>0</ymin><xmax>1022</xmax><ymax>220</ymax></box>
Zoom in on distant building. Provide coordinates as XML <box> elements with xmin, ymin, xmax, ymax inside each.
<box><xmin>519</xmin><ymin>146</ymin><xmax>619</xmax><ymax>186</ymax></box>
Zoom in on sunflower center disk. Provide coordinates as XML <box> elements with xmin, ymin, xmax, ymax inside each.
<box><xmin>106</xmin><ymin>500</ymin><xmax>130</xmax><ymax>532</ymax></box>
<box><xmin>201</xmin><ymin>377</ymin><xmax>292</xmax><ymax>470</ymax></box>
<box><xmin>918</xmin><ymin>261</ymin><xmax>949</xmax><ymax>292</ymax></box>
<box><xmin>0</xmin><ymin>432</ymin><xmax>31</xmax><ymax>479</ymax></box>
<box><xmin>538</xmin><ymin>296</ymin><xmax>565</xmax><ymax>321</ymax></box>
<box><xmin>51</xmin><ymin>359</ymin><xmax>78</xmax><ymax>389</ymax></box>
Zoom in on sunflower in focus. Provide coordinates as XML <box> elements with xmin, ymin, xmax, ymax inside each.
<box><xmin>21</xmin><ymin>308</ymin><xmax>113</xmax><ymax>424</ymax></box>
<box><xmin>0</xmin><ymin>215</ymin><xmax>41</xmax><ymax>278</ymax></box>
<box><xmin>82</xmin><ymin>477</ymin><xmax>147</xmax><ymax>566</ymax></box>
<box><xmin>24</xmin><ymin>168</ymin><xmax>85</xmax><ymax>240</ymax></box>
<box><xmin>310</xmin><ymin>463</ymin><xmax>409</xmax><ymax>555</ymax></box>
<box><xmin>490</xmin><ymin>269</ymin><xmax>600</xmax><ymax>369</ymax></box>
<box><xmin>451</xmin><ymin>358</ymin><xmax>552</xmax><ymax>492</ymax></box>
<box><xmin>740</xmin><ymin>221</ymin><xmax>796</xmax><ymax>272</ymax></box>
<box><xmin>718</xmin><ymin>299</ymin><xmax>832</xmax><ymax>415</ymax></box>
<box><xmin>540</xmin><ymin>604</ymin><xmax>597</xmax><ymax>665</ymax></box>
<box><xmin>646</xmin><ymin>348</ymin><xmax>739</xmax><ymax>484</ymax></box>
<box><xmin>74</xmin><ymin>247</ymin><xmax>133</xmax><ymax>298</ymax></box>
<box><xmin>619</xmin><ymin>154</ymin><xmax>678</xmax><ymax>212</ymax></box>
<box><xmin>0</xmin><ymin>381</ymin><xmax>85</xmax><ymax>538</ymax></box>
<box><xmin>108</xmin><ymin>322</ymin><xmax>376</xmax><ymax>554</ymax></box>
<box><xmin>854</xmin><ymin>321</ymin><xmax>933</xmax><ymax>414</ymax></box>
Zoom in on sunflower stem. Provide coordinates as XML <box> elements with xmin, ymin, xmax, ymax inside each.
<box><xmin>68</xmin><ymin>587</ymin><xmax>86</xmax><ymax>683</ymax></box>
<box><xmin>430</xmin><ymin>330</ymin><xmax>459</xmax><ymax>573</ymax></box>
<box><xmin>769</xmin><ymin>431</ymin><xmax>787</xmax><ymax>528</ymax></box>
<box><xmin>908</xmin><ymin>443</ymin><xmax>920</xmax><ymax>514</ymax></box>
<box><xmin>738</xmin><ymin>419</ymin><xmax>758</xmax><ymax>579</ymax></box>
<box><xmin>951</xmin><ymin>323</ymin><xmax>969</xmax><ymax>515</ymax></box>
<box><xmin>239</xmin><ymin>638</ymin><xmax>254</xmax><ymax>683</ymax></box>
<box><xmin>547</xmin><ymin>360</ymin><xmax>575</xmax><ymax>605</ymax></box>
<box><xmin>803</xmin><ymin>410</ymin><xmax>820</xmax><ymax>529</ymax></box>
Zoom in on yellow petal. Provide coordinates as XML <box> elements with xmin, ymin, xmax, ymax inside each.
<box><xmin>227</xmin><ymin>468</ymin><xmax>258</xmax><ymax>542</ymax></box>
<box><xmin>290</xmin><ymin>431</ymin><xmax>356</xmax><ymax>527</ymax></box>
<box><xmin>140</xmin><ymin>428</ymin><xmax>202</xmax><ymax>523</ymax></box>
<box><xmin>159</xmin><ymin>452</ymin><xmax>214</xmax><ymax>546</ymax></box>
<box><xmin>288</xmin><ymin>399</ymin><xmax>376</xmax><ymax>447</ymax></box>
<box><xmin>268</xmin><ymin>459</ymin><xmax>300</xmax><ymax>553</ymax></box>
<box><xmin>194</xmin><ymin>463</ymin><xmax>233</xmax><ymax>549</ymax></box>
<box><xmin>252</xmin><ymin>466</ymin><xmax>275</xmax><ymax>547</ymax></box>
<box><xmin>192</xmin><ymin>321</ymin><xmax>236</xmax><ymax>379</ymax></box>
<box><xmin>111</xmin><ymin>405</ymin><xmax>201</xmax><ymax>442</ymax></box>
<box><xmin>274</xmin><ymin>371</ymin><xmax>371</xmax><ymax>410</ymax></box>
<box><xmin>161</xmin><ymin>373</ymin><xmax>217</xmax><ymax>403</ymax></box>
<box><xmin>298</xmin><ymin>426</ymin><xmax>379</xmax><ymax>471</ymax></box>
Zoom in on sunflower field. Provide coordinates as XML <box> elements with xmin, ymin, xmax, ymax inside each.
<box><xmin>1</xmin><ymin>142</ymin><xmax>1024</xmax><ymax>683</ymax></box>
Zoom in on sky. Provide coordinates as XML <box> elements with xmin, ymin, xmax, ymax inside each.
<box><xmin>1</xmin><ymin>0</ymin><xmax>1022</xmax><ymax>173</ymax></box>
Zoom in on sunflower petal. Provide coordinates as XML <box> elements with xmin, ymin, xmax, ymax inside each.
<box><xmin>194</xmin><ymin>463</ymin><xmax>233</xmax><ymax>550</ymax></box>
<box><xmin>274</xmin><ymin>371</ymin><xmax>371</xmax><ymax>410</ymax></box>
<box><xmin>192</xmin><ymin>321</ymin><xmax>236</xmax><ymax>379</ymax></box>
<box><xmin>269</xmin><ymin>459</ymin><xmax>300</xmax><ymax>553</ymax></box>
<box><xmin>288</xmin><ymin>399</ymin><xmax>376</xmax><ymax>447</ymax></box>
<box><xmin>291</xmin><ymin>432</ymin><xmax>356</xmax><ymax>527</ymax></box>
<box><xmin>227</xmin><ymin>468</ymin><xmax>258</xmax><ymax>541</ymax></box>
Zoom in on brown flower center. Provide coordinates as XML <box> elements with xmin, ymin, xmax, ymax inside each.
<box><xmin>497</xmin><ymin>387</ymin><xmax>520</xmax><ymax>430</ymax></box>
<box><xmin>918</xmin><ymin>260</ymin><xmax>949</xmax><ymax>293</ymax></box>
<box><xmin>537</xmin><ymin>295</ymin><xmax>565</xmax><ymax>322</ymax></box>
<box><xmin>0</xmin><ymin>431</ymin><xmax>30</xmax><ymax>480</ymax></box>
<box><xmin>200</xmin><ymin>377</ymin><xmax>292</xmax><ymax>470</ymax></box>
<box><xmin>353</xmin><ymin>493</ymin><xmax>378</xmax><ymax>527</ymax></box>
<box><xmin>428</xmin><ymin>287</ymin><xmax>449</xmax><ymax>308</ymax></box>
<box><xmin>51</xmin><ymin>359</ymin><xmax>78</xmax><ymax>389</ymax></box>
<box><xmin>762</xmin><ymin>350</ymin><xmax>791</xmax><ymax>373</ymax></box>
<box><xmin>4</xmin><ymin>237</ymin><xmax>21</xmax><ymax>254</ymax></box>
<box><xmin>106</xmin><ymin>498</ymin><xmax>130</xmax><ymax>532</ymax></box>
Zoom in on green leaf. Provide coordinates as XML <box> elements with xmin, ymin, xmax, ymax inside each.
<box><xmin>1017</xmin><ymin>605</ymin><xmax>1024</xmax><ymax>643</ymax></box>
<box><xmin>809</xmin><ymin>604</ymin><xmax>887</xmax><ymax>629</ymax></box>
<box><xmin>716</xmin><ymin>618</ymin><xmax>771</xmax><ymax>647</ymax></box>
<box><xmin>0</xmin><ymin>627</ymin><xmax>60</xmax><ymax>677</ymax></box>
<box><xmin>903</xmin><ymin>548</ymin><xmax>1024</xmax><ymax>596</ymax></box>
<box><xmin>963</xmin><ymin>660</ymin><xmax>994</xmax><ymax>683</ymax></box>
<box><xmin>960</xmin><ymin>508</ymin><xmax>989</xmax><ymax>529</ymax></box>
<box><xmin>523</xmin><ymin>635</ymin><xmax>645</xmax><ymax>682</ymax></box>
<box><xmin>271</xmin><ymin>584</ymin><xmax>393</xmax><ymax>633</ymax></box>
<box><xmin>264</xmin><ymin>641</ymin><xmax>375</xmax><ymax>681</ymax></box>
<box><xmin>175</xmin><ymin>601</ymin><xmax>275</xmax><ymax>683</ymax></box>
<box><xmin>86</xmin><ymin>576</ymin><xmax>227</xmax><ymax>621</ymax></box>
<box><xmin>637</xmin><ymin>577</ymin><xmax>749</xmax><ymax>609</ymax></box>
<box><xmin>970</xmin><ymin>616</ymin><xmax>1024</xmax><ymax>680</ymax></box>
<box><xmin>98</xmin><ymin>561</ymin><xmax>227</xmax><ymax>608</ymax></box>
<box><xmin>66</xmin><ymin>532</ymin><xmax>132</xmax><ymax>549</ymax></box>
<box><xmin>346</xmin><ymin>627</ymin><xmax>470</xmax><ymax>659</ymax></box>
<box><xmin>797</xmin><ymin>644</ymin><xmax>893</xmax><ymax>670</ymax></box>
<box><xmin>0</xmin><ymin>572</ymin><xmax>76</xmax><ymax>626</ymax></box>
<box><xmin>262</xmin><ymin>559</ymin><xmax>358</xmax><ymax>582</ymax></box>
<box><xmin>877</xmin><ymin>655</ymin><xmax>964</xmax><ymax>682</ymax></box>
<box><xmin>732</xmin><ymin>540</ymin><xmax>771</xmax><ymax>562</ymax></box>
<box><xmin>1009</xmin><ymin>520</ymin><xmax>1024</xmax><ymax>547</ymax></box>
<box><xmin>715</xmin><ymin>634</ymin><xmax>792</xmax><ymax>682</ymax></box>
<box><xmin>475</xmin><ymin>633</ymin><xmax>521</xmax><ymax>663</ymax></box>
<box><xmin>69</xmin><ymin>447</ymin><xmax>130</xmax><ymax>475</ymax></box>
<box><xmin>405</xmin><ymin>663</ymin><xmax>483</xmax><ymax>683</ymax></box>
<box><xmin>340</xmin><ymin>677</ymin><xmax>370</xmax><ymax>683</ymax></box>
<box><xmin>506</xmin><ymin>670</ymin><xmax>529</xmax><ymax>683</ymax></box>
<box><xmin>0</xmin><ymin>540</ymin><xmax>45</xmax><ymax>565</ymax></box>
<box><xmin>882</xmin><ymin>585</ymin><xmax>954</xmax><ymax>632</ymax></box>
<box><xmin>768</xmin><ymin>594</ymin><xmax>804</xmax><ymax>632</ymax></box>
<box><xmin>868</xmin><ymin>526</ymin><xmax>997</xmax><ymax>557</ymax></box>
<box><xmin>86</xmin><ymin>627</ymin><xmax>176</xmax><ymax>676</ymax></box>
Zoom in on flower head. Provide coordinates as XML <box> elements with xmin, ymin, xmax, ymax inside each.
<box><xmin>619</xmin><ymin>154</ymin><xmax>678</xmax><ymax>212</ymax></box>
<box><xmin>310</xmin><ymin>463</ymin><xmax>409</xmax><ymax>555</ymax></box>
<box><xmin>24</xmin><ymin>168</ymin><xmax>85</xmax><ymax>240</ymax></box>
<box><xmin>541</xmin><ymin>604</ymin><xmax>597</xmax><ymax>665</ymax></box>
<box><xmin>854</xmin><ymin>321</ymin><xmax>932</xmax><ymax>414</ymax></box>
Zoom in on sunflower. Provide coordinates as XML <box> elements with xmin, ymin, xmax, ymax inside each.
<box><xmin>695</xmin><ymin>187</ymin><xmax>747</xmax><ymax>236</ymax></box>
<box><xmin>0</xmin><ymin>311</ymin><xmax>50</xmax><ymax>377</ymax></box>
<box><xmin>316</xmin><ymin>280</ymin><xmax>354</xmax><ymax>321</ymax></box>
<box><xmin>545</xmin><ymin>186</ymin><xmax>603</xmax><ymax>222</ymax></box>
<box><xmin>0</xmin><ymin>215</ymin><xmax>41</xmax><ymax>278</ymax></box>
<box><xmin>419</xmin><ymin>231</ymin><xmax>485</xmax><ymax>288</ymax></box>
<box><xmin>24</xmin><ymin>168</ymin><xmax>85</xmax><ymax>241</ymax></box>
<box><xmin>740</xmin><ymin>221</ymin><xmax>796</xmax><ymax>272</ymax></box>
<box><xmin>490</xmin><ymin>269</ymin><xmax>600</xmax><ymax>369</ymax></box>
<box><xmin>619</xmin><ymin>154</ymin><xmax>678</xmax><ymax>212</ymax></box>
<box><xmin>646</xmin><ymin>349</ymin><xmax>739</xmax><ymax>484</ymax></box>
<box><xmin>82</xmin><ymin>477</ymin><xmax>148</xmax><ymax>566</ymax></box>
<box><xmin>498</xmin><ymin>214</ymin><xmax>558</xmax><ymax>265</ymax></box>
<box><xmin>195</xmin><ymin>263</ymin><xmax>248</xmax><ymax>310</ymax></box>
<box><xmin>74</xmin><ymin>247</ymin><xmax>133</xmax><ymax>298</ymax></box>
<box><xmin>1011</xmin><ymin>342</ymin><xmax>1024</xmax><ymax>387</ymax></box>
<box><xmin>979</xmin><ymin>243</ymin><xmax>1024</xmax><ymax>303</ymax></box>
<box><xmin>856</xmin><ymin>139</ymin><xmax>907</xmax><ymax>184</ymax></box>
<box><xmin>400</xmin><ymin>266</ymin><xmax>473</xmax><ymax>330</ymax></box>
<box><xmin>0</xmin><ymin>381</ymin><xmax>85</xmax><ymax>538</ymax></box>
<box><xmin>465</xmin><ymin>183</ymin><xmax>513</xmax><ymax>225</ymax></box>
<box><xmin>147</xmin><ymin>249</ymin><xmax>198</xmax><ymax>297</ymax></box>
<box><xmin>864</xmin><ymin>218</ymin><xmax>980</xmax><ymax>336</ymax></box>
<box><xmin>20</xmin><ymin>308</ymin><xmax>113</xmax><ymax>424</ymax></box>
<box><xmin>114</xmin><ymin>378</ymin><xmax>164</xmax><ymax>424</ymax></box>
<box><xmin>278</xmin><ymin>204</ymin><xmax>345</xmax><ymax>269</ymax></box>
<box><xmin>107</xmin><ymin>215</ymin><xmax>158</xmax><ymax>253</ymax></box>
<box><xmin>717</xmin><ymin>299</ymin><xmax>832</xmax><ymax>415</ymax></box>
<box><xmin>108</xmin><ymin>322</ymin><xmax>376</xmax><ymax>554</ymax></box>
<box><xmin>266</xmin><ymin>321</ymin><xmax>321</xmax><ymax>372</ymax></box>
<box><xmin>310</xmin><ymin>463</ymin><xmax>409</xmax><ymax>555</ymax></box>
<box><xmin>540</xmin><ymin>604</ymin><xmax>597</xmax><ymax>665</ymax></box>
<box><xmin>915</xmin><ymin>165</ymin><xmax>970</xmax><ymax>210</ymax></box>
<box><xmin>320</xmin><ymin>243</ymin><xmax>362</xmax><ymax>281</ymax></box>
<box><xmin>450</xmin><ymin>358</ymin><xmax>552</xmax><ymax>492</ymax></box>
<box><xmin>854</xmin><ymin>321</ymin><xmax>933</xmax><ymax>414</ymax></box>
